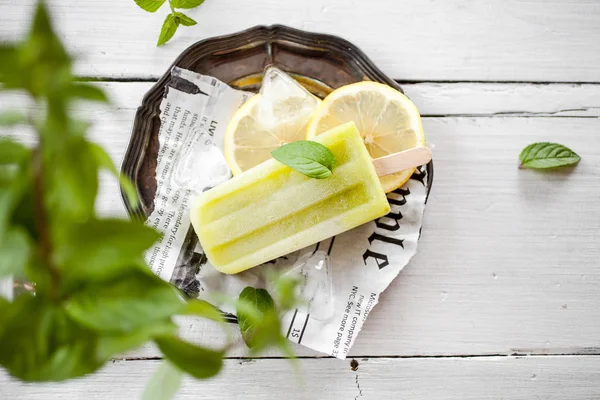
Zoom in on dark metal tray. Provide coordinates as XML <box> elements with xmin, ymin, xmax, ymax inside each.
<box><xmin>121</xmin><ymin>25</ymin><xmax>433</xmax><ymax>219</ymax></box>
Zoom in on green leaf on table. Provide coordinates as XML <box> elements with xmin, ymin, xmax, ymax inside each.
<box><xmin>173</xmin><ymin>12</ymin><xmax>197</xmax><ymax>26</ymax></box>
<box><xmin>66</xmin><ymin>83</ymin><xmax>109</xmax><ymax>103</ymax></box>
<box><xmin>0</xmin><ymin>295</ymin><xmax>104</xmax><ymax>381</ymax></box>
<box><xmin>141</xmin><ymin>361</ymin><xmax>184</xmax><ymax>400</ymax></box>
<box><xmin>88</xmin><ymin>142</ymin><xmax>139</xmax><ymax>206</ymax></box>
<box><xmin>519</xmin><ymin>142</ymin><xmax>581</xmax><ymax>169</ymax></box>
<box><xmin>53</xmin><ymin>218</ymin><xmax>160</xmax><ymax>282</ymax></box>
<box><xmin>96</xmin><ymin>320</ymin><xmax>178</xmax><ymax>360</ymax></box>
<box><xmin>171</xmin><ymin>0</ymin><xmax>205</xmax><ymax>9</ymax></box>
<box><xmin>66</xmin><ymin>269</ymin><xmax>183</xmax><ymax>333</ymax></box>
<box><xmin>0</xmin><ymin>110</ymin><xmax>27</xmax><ymax>127</ymax></box>
<box><xmin>135</xmin><ymin>0</ymin><xmax>166</xmax><ymax>12</ymax></box>
<box><xmin>271</xmin><ymin>141</ymin><xmax>336</xmax><ymax>179</ymax></box>
<box><xmin>0</xmin><ymin>228</ymin><xmax>30</xmax><ymax>277</ymax></box>
<box><xmin>155</xmin><ymin>335</ymin><xmax>224</xmax><ymax>379</ymax></box>
<box><xmin>157</xmin><ymin>13</ymin><xmax>180</xmax><ymax>46</ymax></box>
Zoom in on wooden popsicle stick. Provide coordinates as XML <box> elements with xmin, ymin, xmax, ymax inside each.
<box><xmin>372</xmin><ymin>146</ymin><xmax>432</xmax><ymax>177</ymax></box>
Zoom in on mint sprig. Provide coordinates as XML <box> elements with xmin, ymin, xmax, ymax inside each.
<box><xmin>271</xmin><ymin>140</ymin><xmax>337</xmax><ymax>179</ymax></box>
<box><xmin>519</xmin><ymin>142</ymin><xmax>581</xmax><ymax>169</ymax></box>
<box><xmin>134</xmin><ymin>0</ymin><xmax>203</xmax><ymax>46</ymax></box>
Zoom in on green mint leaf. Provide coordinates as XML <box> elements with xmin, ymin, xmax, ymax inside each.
<box><xmin>0</xmin><ymin>295</ymin><xmax>104</xmax><ymax>381</ymax></box>
<box><xmin>141</xmin><ymin>361</ymin><xmax>183</xmax><ymax>400</ymax></box>
<box><xmin>157</xmin><ymin>13</ymin><xmax>180</xmax><ymax>46</ymax></box>
<box><xmin>0</xmin><ymin>45</ymin><xmax>19</xmax><ymax>83</ymax></box>
<box><xmin>236</xmin><ymin>287</ymin><xmax>276</xmax><ymax>348</ymax></box>
<box><xmin>96</xmin><ymin>320</ymin><xmax>178</xmax><ymax>360</ymax></box>
<box><xmin>519</xmin><ymin>142</ymin><xmax>581</xmax><ymax>169</ymax></box>
<box><xmin>0</xmin><ymin>110</ymin><xmax>27</xmax><ymax>127</ymax></box>
<box><xmin>0</xmin><ymin>228</ymin><xmax>30</xmax><ymax>277</ymax></box>
<box><xmin>87</xmin><ymin>142</ymin><xmax>139</xmax><ymax>206</ymax></box>
<box><xmin>271</xmin><ymin>141</ymin><xmax>336</xmax><ymax>179</ymax></box>
<box><xmin>0</xmin><ymin>138</ymin><xmax>29</xmax><ymax>166</ymax></box>
<box><xmin>53</xmin><ymin>218</ymin><xmax>160</xmax><ymax>282</ymax></box>
<box><xmin>65</xmin><ymin>269</ymin><xmax>183</xmax><ymax>333</ymax></box>
<box><xmin>155</xmin><ymin>336</ymin><xmax>224</xmax><ymax>379</ymax></box>
<box><xmin>23</xmin><ymin>2</ymin><xmax>72</xmax><ymax>98</ymax></box>
<box><xmin>134</xmin><ymin>0</ymin><xmax>167</xmax><ymax>12</ymax></box>
<box><xmin>45</xmin><ymin>136</ymin><xmax>98</xmax><ymax>221</ymax></box>
<box><xmin>171</xmin><ymin>0</ymin><xmax>205</xmax><ymax>9</ymax></box>
<box><xmin>0</xmin><ymin>139</ymin><xmax>31</xmax><ymax>241</ymax></box>
<box><xmin>179</xmin><ymin>299</ymin><xmax>225</xmax><ymax>323</ymax></box>
<box><xmin>173</xmin><ymin>12</ymin><xmax>197</xmax><ymax>26</ymax></box>
<box><xmin>66</xmin><ymin>83</ymin><xmax>109</xmax><ymax>103</ymax></box>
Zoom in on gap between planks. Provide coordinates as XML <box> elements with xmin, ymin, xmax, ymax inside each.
<box><xmin>117</xmin><ymin>352</ymin><xmax>600</xmax><ymax>362</ymax></box>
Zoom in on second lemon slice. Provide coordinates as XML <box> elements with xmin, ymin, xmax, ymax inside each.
<box><xmin>306</xmin><ymin>81</ymin><xmax>426</xmax><ymax>193</ymax></box>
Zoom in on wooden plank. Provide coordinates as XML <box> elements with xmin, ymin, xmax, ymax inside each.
<box><xmin>2</xmin><ymin>356</ymin><xmax>600</xmax><ymax>399</ymax></box>
<box><xmin>2</xmin><ymin>0</ymin><xmax>600</xmax><ymax>82</ymax></box>
<box><xmin>402</xmin><ymin>83</ymin><xmax>600</xmax><ymax>117</ymax></box>
<box><xmin>3</xmin><ymin>81</ymin><xmax>600</xmax><ymax>119</ymax></box>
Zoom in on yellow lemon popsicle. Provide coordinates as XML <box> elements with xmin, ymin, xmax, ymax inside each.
<box><xmin>190</xmin><ymin>122</ymin><xmax>390</xmax><ymax>274</ymax></box>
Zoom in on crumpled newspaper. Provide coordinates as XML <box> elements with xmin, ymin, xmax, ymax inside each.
<box><xmin>143</xmin><ymin>67</ymin><xmax>430</xmax><ymax>359</ymax></box>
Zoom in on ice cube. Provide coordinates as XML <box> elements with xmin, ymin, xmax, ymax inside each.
<box><xmin>285</xmin><ymin>250</ymin><xmax>334</xmax><ymax>321</ymax></box>
<box><xmin>171</xmin><ymin>126</ymin><xmax>232</xmax><ymax>192</ymax></box>
<box><xmin>256</xmin><ymin>67</ymin><xmax>320</xmax><ymax>131</ymax></box>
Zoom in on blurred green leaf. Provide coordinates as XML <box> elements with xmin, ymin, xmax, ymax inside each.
<box><xmin>142</xmin><ymin>361</ymin><xmax>183</xmax><ymax>400</ymax></box>
<box><xmin>67</xmin><ymin>83</ymin><xmax>109</xmax><ymax>103</ymax></box>
<box><xmin>88</xmin><ymin>142</ymin><xmax>139</xmax><ymax>206</ymax></box>
<box><xmin>96</xmin><ymin>319</ymin><xmax>178</xmax><ymax>360</ymax></box>
<box><xmin>0</xmin><ymin>45</ymin><xmax>18</xmax><ymax>83</ymax></box>
<box><xmin>156</xmin><ymin>335</ymin><xmax>223</xmax><ymax>379</ymax></box>
<box><xmin>0</xmin><ymin>228</ymin><xmax>30</xmax><ymax>277</ymax></box>
<box><xmin>18</xmin><ymin>2</ymin><xmax>72</xmax><ymax>98</ymax></box>
<box><xmin>179</xmin><ymin>299</ymin><xmax>225</xmax><ymax>323</ymax></box>
<box><xmin>65</xmin><ymin>269</ymin><xmax>183</xmax><ymax>333</ymax></box>
<box><xmin>0</xmin><ymin>138</ymin><xmax>30</xmax><ymax>166</ymax></box>
<box><xmin>237</xmin><ymin>287</ymin><xmax>276</xmax><ymax>349</ymax></box>
<box><xmin>44</xmin><ymin>136</ymin><xmax>97</xmax><ymax>220</ymax></box>
<box><xmin>0</xmin><ymin>295</ymin><xmax>104</xmax><ymax>381</ymax></box>
<box><xmin>0</xmin><ymin>139</ymin><xmax>31</xmax><ymax>241</ymax></box>
<box><xmin>173</xmin><ymin>12</ymin><xmax>197</xmax><ymax>26</ymax></box>
<box><xmin>53</xmin><ymin>218</ymin><xmax>159</xmax><ymax>282</ymax></box>
<box><xmin>0</xmin><ymin>111</ymin><xmax>27</xmax><ymax>127</ymax></box>
<box><xmin>171</xmin><ymin>0</ymin><xmax>205</xmax><ymax>8</ymax></box>
<box><xmin>157</xmin><ymin>13</ymin><xmax>180</xmax><ymax>46</ymax></box>
<box><xmin>135</xmin><ymin>0</ymin><xmax>166</xmax><ymax>12</ymax></box>
<box><xmin>269</xmin><ymin>274</ymin><xmax>300</xmax><ymax>312</ymax></box>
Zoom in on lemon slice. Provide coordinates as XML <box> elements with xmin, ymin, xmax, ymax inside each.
<box><xmin>224</xmin><ymin>68</ymin><xmax>322</xmax><ymax>175</ymax></box>
<box><xmin>306</xmin><ymin>81</ymin><xmax>425</xmax><ymax>193</ymax></box>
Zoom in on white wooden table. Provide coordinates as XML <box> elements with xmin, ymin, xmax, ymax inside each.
<box><xmin>2</xmin><ymin>0</ymin><xmax>600</xmax><ymax>398</ymax></box>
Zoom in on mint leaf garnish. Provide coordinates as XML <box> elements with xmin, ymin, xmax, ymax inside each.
<box><xmin>271</xmin><ymin>140</ymin><xmax>336</xmax><ymax>179</ymax></box>
<box><xmin>519</xmin><ymin>142</ymin><xmax>581</xmax><ymax>169</ymax></box>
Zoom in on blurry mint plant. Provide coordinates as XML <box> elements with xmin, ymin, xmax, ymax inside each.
<box><xmin>0</xmin><ymin>1</ymin><xmax>295</xmax><ymax>396</ymax></box>
<box><xmin>134</xmin><ymin>0</ymin><xmax>206</xmax><ymax>46</ymax></box>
